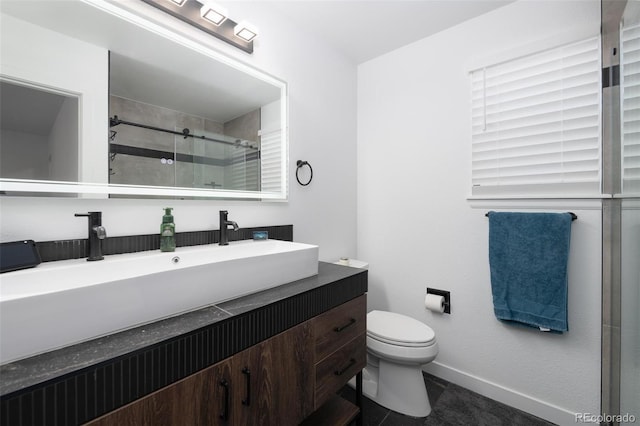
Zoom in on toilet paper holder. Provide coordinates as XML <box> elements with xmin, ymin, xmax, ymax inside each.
<box><xmin>426</xmin><ymin>288</ymin><xmax>451</xmax><ymax>314</ymax></box>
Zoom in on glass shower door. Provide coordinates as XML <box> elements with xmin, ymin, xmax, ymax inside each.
<box><xmin>620</xmin><ymin>7</ymin><xmax>640</xmax><ymax>420</ymax></box>
<box><xmin>620</xmin><ymin>199</ymin><xmax>639</xmax><ymax>419</ymax></box>
<box><xmin>187</xmin><ymin>130</ymin><xmax>260</xmax><ymax>192</ymax></box>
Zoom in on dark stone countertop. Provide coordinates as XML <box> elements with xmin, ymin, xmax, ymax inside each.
<box><xmin>0</xmin><ymin>261</ymin><xmax>365</xmax><ymax>397</ymax></box>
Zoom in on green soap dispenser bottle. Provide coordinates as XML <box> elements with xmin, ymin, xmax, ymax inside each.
<box><xmin>160</xmin><ymin>207</ymin><xmax>176</xmax><ymax>252</ymax></box>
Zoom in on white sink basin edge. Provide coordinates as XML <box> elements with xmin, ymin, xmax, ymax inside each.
<box><xmin>0</xmin><ymin>240</ymin><xmax>318</xmax><ymax>365</ymax></box>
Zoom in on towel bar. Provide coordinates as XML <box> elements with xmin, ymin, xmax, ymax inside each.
<box><xmin>485</xmin><ymin>212</ymin><xmax>577</xmax><ymax>221</ymax></box>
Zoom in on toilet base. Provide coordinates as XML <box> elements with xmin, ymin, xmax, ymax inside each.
<box><xmin>349</xmin><ymin>359</ymin><xmax>432</xmax><ymax>417</ymax></box>
<box><xmin>348</xmin><ymin>365</ymin><xmax>379</xmax><ymax>398</ymax></box>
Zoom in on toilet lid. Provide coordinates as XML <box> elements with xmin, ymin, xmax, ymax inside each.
<box><xmin>367</xmin><ymin>310</ymin><xmax>435</xmax><ymax>346</ymax></box>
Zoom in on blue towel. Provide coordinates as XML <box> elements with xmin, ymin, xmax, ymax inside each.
<box><xmin>488</xmin><ymin>212</ymin><xmax>572</xmax><ymax>333</ymax></box>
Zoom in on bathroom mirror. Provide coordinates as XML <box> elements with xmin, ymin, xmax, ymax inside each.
<box><xmin>0</xmin><ymin>0</ymin><xmax>287</xmax><ymax>200</ymax></box>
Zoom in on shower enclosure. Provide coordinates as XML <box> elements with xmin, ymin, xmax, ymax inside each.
<box><xmin>108</xmin><ymin>95</ymin><xmax>261</xmax><ymax>194</ymax></box>
<box><xmin>602</xmin><ymin>0</ymin><xmax>639</xmax><ymax>422</ymax></box>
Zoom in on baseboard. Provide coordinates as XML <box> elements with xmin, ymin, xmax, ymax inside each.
<box><xmin>423</xmin><ymin>361</ymin><xmax>583</xmax><ymax>426</ymax></box>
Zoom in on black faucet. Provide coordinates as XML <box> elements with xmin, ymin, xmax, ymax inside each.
<box><xmin>219</xmin><ymin>210</ymin><xmax>239</xmax><ymax>246</ymax></box>
<box><xmin>75</xmin><ymin>212</ymin><xmax>107</xmax><ymax>261</ymax></box>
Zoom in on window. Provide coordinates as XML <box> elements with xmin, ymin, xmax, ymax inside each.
<box><xmin>622</xmin><ymin>24</ymin><xmax>640</xmax><ymax>194</ymax></box>
<box><xmin>470</xmin><ymin>37</ymin><xmax>601</xmax><ymax>197</ymax></box>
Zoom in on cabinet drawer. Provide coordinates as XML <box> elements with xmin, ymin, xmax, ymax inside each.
<box><xmin>312</xmin><ymin>295</ymin><xmax>366</xmax><ymax>361</ymax></box>
<box><xmin>314</xmin><ymin>334</ymin><xmax>366</xmax><ymax>409</ymax></box>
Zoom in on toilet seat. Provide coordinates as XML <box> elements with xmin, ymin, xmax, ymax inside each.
<box><xmin>367</xmin><ymin>335</ymin><xmax>439</xmax><ymax>365</ymax></box>
<box><xmin>368</xmin><ymin>333</ymin><xmax>435</xmax><ymax>348</ymax></box>
<box><xmin>367</xmin><ymin>310</ymin><xmax>436</xmax><ymax>347</ymax></box>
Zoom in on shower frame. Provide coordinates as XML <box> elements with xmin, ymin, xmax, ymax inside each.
<box><xmin>600</xmin><ymin>1</ymin><xmax>636</xmax><ymax>424</ymax></box>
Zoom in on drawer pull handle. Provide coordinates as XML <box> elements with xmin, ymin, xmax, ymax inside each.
<box><xmin>334</xmin><ymin>318</ymin><xmax>356</xmax><ymax>333</ymax></box>
<box><xmin>219</xmin><ymin>379</ymin><xmax>230</xmax><ymax>421</ymax></box>
<box><xmin>242</xmin><ymin>367</ymin><xmax>251</xmax><ymax>406</ymax></box>
<box><xmin>334</xmin><ymin>358</ymin><xmax>356</xmax><ymax>376</ymax></box>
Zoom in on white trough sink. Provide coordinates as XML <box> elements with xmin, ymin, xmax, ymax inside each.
<box><xmin>0</xmin><ymin>240</ymin><xmax>318</xmax><ymax>365</ymax></box>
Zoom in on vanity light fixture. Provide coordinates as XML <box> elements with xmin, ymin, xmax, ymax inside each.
<box><xmin>142</xmin><ymin>0</ymin><xmax>255</xmax><ymax>53</ymax></box>
<box><xmin>200</xmin><ymin>2</ymin><xmax>227</xmax><ymax>26</ymax></box>
<box><xmin>234</xmin><ymin>21</ymin><xmax>258</xmax><ymax>42</ymax></box>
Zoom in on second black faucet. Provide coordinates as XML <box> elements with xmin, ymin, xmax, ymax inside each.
<box><xmin>219</xmin><ymin>210</ymin><xmax>239</xmax><ymax>246</ymax></box>
<box><xmin>75</xmin><ymin>212</ymin><xmax>106</xmax><ymax>261</ymax></box>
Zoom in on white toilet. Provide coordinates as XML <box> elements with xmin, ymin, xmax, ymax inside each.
<box><xmin>363</xmin><ymin>310</ymin><xmax>438</xmax><ymax>417</ymax></box>
<box><xmin>337</xmin><ymin>259</ymin><xmax>438</xmax><ymax>417</ymax></box>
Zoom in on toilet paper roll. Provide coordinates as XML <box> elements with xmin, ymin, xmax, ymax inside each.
<box><xmin>425</xmin><ymin>294</ymin><xmax>445</xmax><ymax>313</ymax></box>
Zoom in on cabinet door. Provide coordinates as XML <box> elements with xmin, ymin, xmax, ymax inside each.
<box><xmin>236</xmin><ymin>322</ymin><xmax>314</xmax><ymax>426</ymax></box>
<box><xmin>86</xmin><ymin>358</ymin><xmax>233</xmax><ymax>426</ymax></box>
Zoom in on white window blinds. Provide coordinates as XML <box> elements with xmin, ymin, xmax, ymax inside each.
<box><xmin>260</xmin><ymin>128</ymin><xmax>283</xmax><ymax>193</ymax></box>
<box><xmin>622</xmin><ymin>24</ymin><xmax>640</xmax><ymax>194</ymax></box>
<box><xmin>471</xmin><ymin>37</ymin><xmax>602</xmax><ymax>196</ymax></box>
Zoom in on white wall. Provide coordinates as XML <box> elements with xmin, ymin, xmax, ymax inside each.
<box><xmin>357</xmin><ymin>1</ymin><xmax>601</xmax><ymax>425</ymax></box>
<box><xmin>0</xmin><ymin>2</ymin><xmax>358</xmax><ymax>262</ymax></box>
<box><xmin>48</xmin><ymin>97</ymin><xmax>79</xmax><ymax>182</ymax></box>
<box><xmin>0</xmin><ymin>129</ymin><xmax>49</xmax><ymax>179</ymax></box>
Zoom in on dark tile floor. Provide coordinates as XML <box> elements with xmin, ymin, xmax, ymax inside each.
<box><xmin>340</xmin><ymin>373</ymin><xmax>556</xmax><ymax>426</ymax></box>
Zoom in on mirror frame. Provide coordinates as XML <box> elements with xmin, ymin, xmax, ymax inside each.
<box><xmin>0</xmin><ymin>0</ymin><xmax>288</xmax><ymax>201</ymax></box>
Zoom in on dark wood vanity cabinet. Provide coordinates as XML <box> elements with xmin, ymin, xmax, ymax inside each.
<box><xmin>86</xmin><ymin>295</ymin><xmax>366</xmax><ymax>426</ymax></box>
<box><xmin>86</xmin><ymin>322</ymin><xmax>313</xmax><ymax>426</ymax></box>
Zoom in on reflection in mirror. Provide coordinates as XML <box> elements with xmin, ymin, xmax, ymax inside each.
<box><xmin>0</xmin><ymin>0</ymin><xmax>287</xmax><ymax>200</ymax></box>
<box><xmin>107</xmin><ymin>51</ymin><xmax>279</xmax><ymax>193</ymax></box>
<box><xmin>0</xmin><ymin>80</ymin><xmax>79</xmax><ymax>183</ymax></box>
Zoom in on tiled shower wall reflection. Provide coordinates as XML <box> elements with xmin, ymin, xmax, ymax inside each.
<box><xmin>109</xmin><ymin>96</ymin><xmax>259</xmax><ymax>191</ymax></box>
